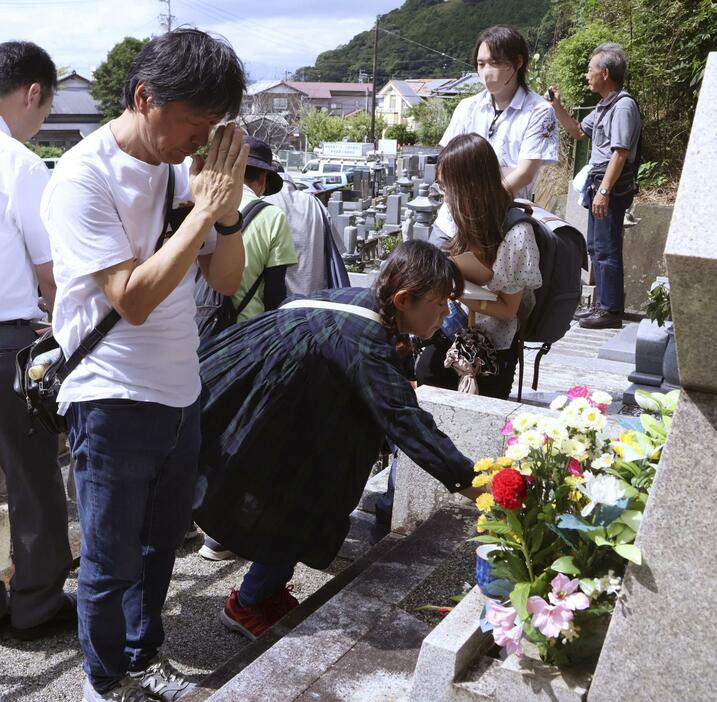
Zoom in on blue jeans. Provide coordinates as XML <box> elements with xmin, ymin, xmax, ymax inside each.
<box><xmin>238</xmin><ymin>562</ymin><xmax>295</xmax><ymax>606</ymax></box>
<box><xmin>67</xmin><ymin>399</ymin><xmax>200</xmax><ymax>694</ymax></box>
<box><xmin>587</xmin><ymin>189</ymin><xmax>634</xmax><ymax>313</ymax></box>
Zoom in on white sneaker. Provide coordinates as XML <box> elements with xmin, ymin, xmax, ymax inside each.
<box><xmin>198</xmin><ymin>536</ymin><xmax>235</xmax><ymax>561</ymax></box>
<box><xmin>83</xmin><ymin>677</ymin><xmax>150</xmax><ymax>701</ymax></box>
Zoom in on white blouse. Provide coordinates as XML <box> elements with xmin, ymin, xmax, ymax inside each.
<box><xmin>474</xmin><ymin>222</ymin><xmax>542</xmax><ymax>350</ymax></box>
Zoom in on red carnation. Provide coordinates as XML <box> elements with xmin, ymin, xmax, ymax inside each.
<box><xmin>491</xmin><ymin>468</ymin><xmax>527</xmax><ymax>510</ymax></box>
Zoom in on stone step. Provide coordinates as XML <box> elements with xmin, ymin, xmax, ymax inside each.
<box><xmin>186</xmin><ymin>504</ymin><xmax>475</xmax><ymax>702</ymax></box>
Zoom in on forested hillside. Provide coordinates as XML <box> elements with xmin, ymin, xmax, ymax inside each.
<box><xmin>292</xmin><ymin>0</ymin><xmax>551</xmax><ymax>83</ymax></box>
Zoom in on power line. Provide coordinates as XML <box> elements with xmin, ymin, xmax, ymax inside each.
<box><xmin>379</xmin><ymin>27</ymin><xmax>474</xmax><ymax>70</ymax></box>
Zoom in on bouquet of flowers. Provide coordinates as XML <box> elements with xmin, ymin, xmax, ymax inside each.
<box><xmin>473</xmin><ymin>386</ymin><xmax>676</xmax><ymax>666</ymax></box>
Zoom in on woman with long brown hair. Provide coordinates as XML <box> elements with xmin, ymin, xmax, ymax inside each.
<box><xmin>195</xmin><ymin>240</ymin><xmax>482</xmax><ymax>641</ymax></box>
<box><xmin>420</xmin><ymin>132</ymin><xmax>542</xmax><ymax>399</ymax></box>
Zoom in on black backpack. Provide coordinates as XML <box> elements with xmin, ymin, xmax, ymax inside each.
<box><xmin>503</xmin><ymin>205</ymin><xmax>588</xmax><ymax>401</ymax></box>
<box><xmin>194</xmin><ymin>199</ymin><xmax>272</xmax><ymax>340</ymax></box>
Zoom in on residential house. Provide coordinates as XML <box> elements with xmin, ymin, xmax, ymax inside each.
<box><xmin>31</xmin><ymin>71</ymin><xmax>102</xmax><ymax>151</ymax></box>
<box><xmin>377</xmin><ymin>73</ymin><xmax>482</xmax><ymax>129</ymax></box>
<box><xmin>243</xmin><ymin>81</ymin><xmax>372</xmax><ymax>119</ymax></box>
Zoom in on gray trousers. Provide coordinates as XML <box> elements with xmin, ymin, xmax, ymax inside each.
<box><xmin>0</xmin><ymin>324</ymin><xmax>71</xmax><ymax>629</ymax></box>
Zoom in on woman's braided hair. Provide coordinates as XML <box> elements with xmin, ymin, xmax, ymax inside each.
<box><xmin>374</xmin><ymin>240</ymin><xmax>464</xmax><ymax>342</ymax></box>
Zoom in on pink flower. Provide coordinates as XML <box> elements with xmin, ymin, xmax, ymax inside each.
<box><xmin>548</xmin><ymin>574</ymin><xmax>590</xmax><ymax>611</ymax></box>
<box><xmin>500</xmin><ymin>420</ymin><xmax>514</xmax><ymax>436</ymax></box>
<box><xmin>527</xmin><ymin>596</ymin><xmax>574</xmax><ymax>639</ymax></box>
<box><xmin>485</xmin><ymin>600</ymin><xmax>523</xmax><ymax>655</ymax></box>
<box><xmin>567</xmin><ymin>458</ymin><xmax>583</xmax><ymax>476</ymax></box>
<box><xmin>589</xmin><ymin>399</ymin><xmax>610</xmax><ymax>414</ymax></box>
<box><xmin>567</xmin><ymin>385</ymin><xmax>591</xmax><ymax>400</ymax></box>
<box><xmin>506</xmin><ymin>436</ymin><xmax>518</xmax><ymax>447</ymax></box>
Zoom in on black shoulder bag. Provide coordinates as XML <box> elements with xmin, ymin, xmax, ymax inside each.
<box><xmin>13</xmin><ymin>166</ymin><xmax>176</xmax><ymax>434</ymax></box>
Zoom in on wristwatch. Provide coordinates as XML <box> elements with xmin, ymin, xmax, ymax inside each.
<box><xmin>214</xmin><ymin>211</ymin><xmax>243</xmax><ymax>236</ymax></box>
<box><xmin>598</xmin><ymin>186</ymin><xmax>610</xmax><ymax>196</ymax></box>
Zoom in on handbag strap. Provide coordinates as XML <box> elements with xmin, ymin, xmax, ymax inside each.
<box><xmin>280</xmin><ymin>299</ymin><xmax>381</xmax><ymax>324</ymax></box>
<box><xmin>62</xmin><ymin>165</ymin><xmax>176</xmax><ymax>379</ymax></box>
<box><xmin>234</xmin><ymin>270</ymin><xmax>265</xmax><ymax>317</ymax></box>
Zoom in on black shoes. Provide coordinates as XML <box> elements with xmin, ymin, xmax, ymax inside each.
<box><xmin>579</xmin><ymin>310</ymin><xmax>623</xmax><ymax>329</ymax></box>
<box><xmin>10</xmin><ymin>592</ymin><xmax>77</xmax><ymax>641</ymax></box>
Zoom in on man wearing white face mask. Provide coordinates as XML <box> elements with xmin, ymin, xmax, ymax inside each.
<box><xmin>433</xmin><ymin>25</ymin><xmax>559</xmax><ymax>243</ymax></box>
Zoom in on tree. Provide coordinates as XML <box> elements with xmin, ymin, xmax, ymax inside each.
<box><xmin>25</xmin><ymin>143</ymin><xmax>63</xmax><ymax>158</ymax></box>
<box><xmin>298</xmin><ymin>110</ymin><xmax>386</xmax><ymax>150</ymax></box>
<box><xmin>384</xmin><ymin>124</ymin><xmax>417</xmax><ymax>145</ymax></box>
<box><xmin>408</xmin><ymin>99</ymin><xmax>450</xmax><ymax>146</ymax></box>
<box><xmin>91</xmin><ymin>37</ymin><xmax>148</xmax><ymax>122</ymax></box>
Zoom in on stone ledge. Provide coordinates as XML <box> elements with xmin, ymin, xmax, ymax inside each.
<box><xmin>197</xmin><ymin>505</ymin><xmax>474</xmax><ymax>702</ymax></box>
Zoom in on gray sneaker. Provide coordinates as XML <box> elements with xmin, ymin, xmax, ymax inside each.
<box><xmin>83</xmin><ymin>677</ymin><xmax>151</xmax><ymax>701</ymax></box>
<box><xmin>129</xmin><ymin>657</ymin><xmax>196</xmax><ymax>702</ymax></box>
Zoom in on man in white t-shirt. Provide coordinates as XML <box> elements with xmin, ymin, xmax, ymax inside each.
<box><xmin>42</xmin><ymin>29</ymin><xmax>249</xmax><ymax>702</ymax></box>
<box><xmin>434</xmin><ymin>25</ymin><xmax>559</xmax><ymax>242</ymax></box>
<box><xmin>0</xmin><ymin>41</ymin><xmax>77</xmax><ymax>642</ymax></box>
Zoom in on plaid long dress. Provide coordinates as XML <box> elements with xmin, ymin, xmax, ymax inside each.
<box><xmin>195</xmin><ymin>287</ymin><xmax>474</xmax><ymax>569</ymax></box>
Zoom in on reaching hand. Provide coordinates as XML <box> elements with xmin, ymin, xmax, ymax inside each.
<box><xmin>190</xmin><ymin>123</ymin><xmax>249</xmax><ymax>224</ymax></box>
<box><xmin>546</xmin><ymin>85</ymin><xmax>563</xmax><ymax>109</ymax></box>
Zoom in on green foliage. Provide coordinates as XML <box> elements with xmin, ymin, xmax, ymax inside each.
<box><xmin>299</xmin><ymin>110</ymin><xmax>386</xmax><ymax>150</ymax></box>
<box><xmin>91</xmin><ymin>37</ymin><xmax>148</xmax><ymax>122</ymax></box>
<box><xmin>384</xmin><ymin>123</ymin><xmax>417</xmax><ymax>145</ymax></box>
<box><xmin>408</xmin><ymin>98</ymin><xmax>450</xmax><ymax>146</ymax></box>
<box><xmin>643</xmin><ymin>283</ymin><xmax>671</xmax><ymax>326</ymax></box>
<box><xmin>637</xmin><ymin>161</ymin><xmax>668</xmax><ymax>189</ymax></box>
<box><xmin>293</xmin><ymin>0</ymin><xmax>551</xmax><ymax>84</ymax></box>
<box><xmin>543</xmin><ymin>0</ymin><xmax>717</xmax><ymax>177</ymax></box>
<box><xmin>25</xmin><ymin>144</ymin><xmax>63</xmax><ymax>158</ymax></box>
<box><xmin>544</xmin><ymin>22</ymin><xmax>616</xmax><ymax>110</ymax></box>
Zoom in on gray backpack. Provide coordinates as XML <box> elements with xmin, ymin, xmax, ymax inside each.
<box><xmin>503</xmin><ymin>205</ymin><xmax>588</xmax><ymax>400</ymax></box>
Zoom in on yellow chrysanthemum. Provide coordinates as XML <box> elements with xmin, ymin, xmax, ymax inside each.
<box><xmin>496</xmin><ymin>456</ymin><xmax>513</xmax><ymax>467</ymax></box>
<box><xmin>475</xmin><ymin>514</ymin><xmax>488</xmax><ymax>533</ymax></box>
<box><xmin>475</xmin><ymin>493</ymin><xmax>495</xmax><ymax>512</ymax></box>
<box><xmin>564</xmin><ymin>475</ymin><xmax>584</xmax><ymax>487</ymax></box>
<box><xmin>474</xmin><ymin>458</ymin><xmax>495</xmax><ymax>473</ymax></box>
<box><xmin>569</xmin><ymin>490</ymin><xmax>583</xmax><ymax>503</ymax></box>
<box><xmin>472</xmin><ymin>473</ymin><xmax>493</xmax><ymax>488</ymax></box>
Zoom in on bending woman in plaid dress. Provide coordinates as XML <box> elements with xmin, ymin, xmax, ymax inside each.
<box><xmin>195</xmin><ymin>240</ymin><xmax>482</xmax><ymax>640</ymax></box>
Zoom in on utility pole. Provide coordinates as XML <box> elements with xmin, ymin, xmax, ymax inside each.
<box><xmin>159</xmin><ymin>0</ymin><xmax>175</xmax><ymax>32</ymax></box>
<box><xmin>369</xmin><ymin>14</ymin><xmax>380</xmax><ymax>147</ymax></box>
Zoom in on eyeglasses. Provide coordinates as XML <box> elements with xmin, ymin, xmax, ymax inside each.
<box><xmin>488</xmin><ymin>109</ymin><xmax>504</xmax><ymax>139</ymax></box>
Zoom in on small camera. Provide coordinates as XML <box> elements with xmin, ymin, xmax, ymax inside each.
<box><xmin>547</xmin><ymin>88</ymin><xmax>555</xmax><ymax>101</ymax></box>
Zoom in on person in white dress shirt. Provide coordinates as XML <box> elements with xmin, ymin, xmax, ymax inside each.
<box><xmin>0</xmin><ymin>40</ymin><xmax>77</xmax><ymax>641</ymax></box>
<box><xmin>433</xmin><ymin>25</ymin><xmax>559</xmax><ymax>242</ymax></box>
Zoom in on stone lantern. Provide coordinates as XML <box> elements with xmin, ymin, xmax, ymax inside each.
<box><xmin>406</xmin><ymin>184</ymin><xmax>441</xmax><ymax>242</ymax></box>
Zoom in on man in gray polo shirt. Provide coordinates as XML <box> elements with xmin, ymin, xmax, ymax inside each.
<box><xmin>548</xmin><ymin>43</ymin><xmax>641</xmax><ymax>329</ymax></box>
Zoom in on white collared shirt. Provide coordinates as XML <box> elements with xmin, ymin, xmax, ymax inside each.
<box><xmin>435</xmin><ymin>87</ymin><xmax>559</xmax><ymax>236</ymax></box>
<box><xmin>0</xmin><ymin>116</ymin><xmax>52</xmax><ymax>321</ymax></box>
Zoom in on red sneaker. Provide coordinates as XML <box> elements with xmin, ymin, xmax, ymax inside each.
<box><xmin>220</xmin><ymin>591</ymin><xmax>270</xmax><ymax>640</ymax></box>
<box><xmin>259</xmin><ymin>586</ymin><xmax>300</xmax><ymax>623</ymax></box>
<box><xmin>220</xmin><ymin>588</ymin><xmax>300</xmax><ymax>641</ymax></box>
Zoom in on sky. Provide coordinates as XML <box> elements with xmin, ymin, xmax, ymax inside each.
<box><xmin>0</xmin><ymin>0</ymin><xmax>405</xmax><ymax>81</ymax></box>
